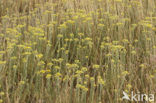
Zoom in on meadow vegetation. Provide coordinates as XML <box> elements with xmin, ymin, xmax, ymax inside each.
<box><xmin>0</xmin><ymin>0</ymin><xmax>156</xmax><ymax>103</ymax></box>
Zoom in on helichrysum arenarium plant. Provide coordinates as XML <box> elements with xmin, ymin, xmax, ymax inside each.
<box><xmin>0</xmin><ymin>0</ymin><xmax>156</xmax><ymax>103</ymax></box>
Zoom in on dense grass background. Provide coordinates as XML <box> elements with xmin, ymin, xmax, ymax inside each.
<box><xmin>0</xmin><ymin>0</ymin><xmax>156</xmax><ymax>103</ymax></box>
